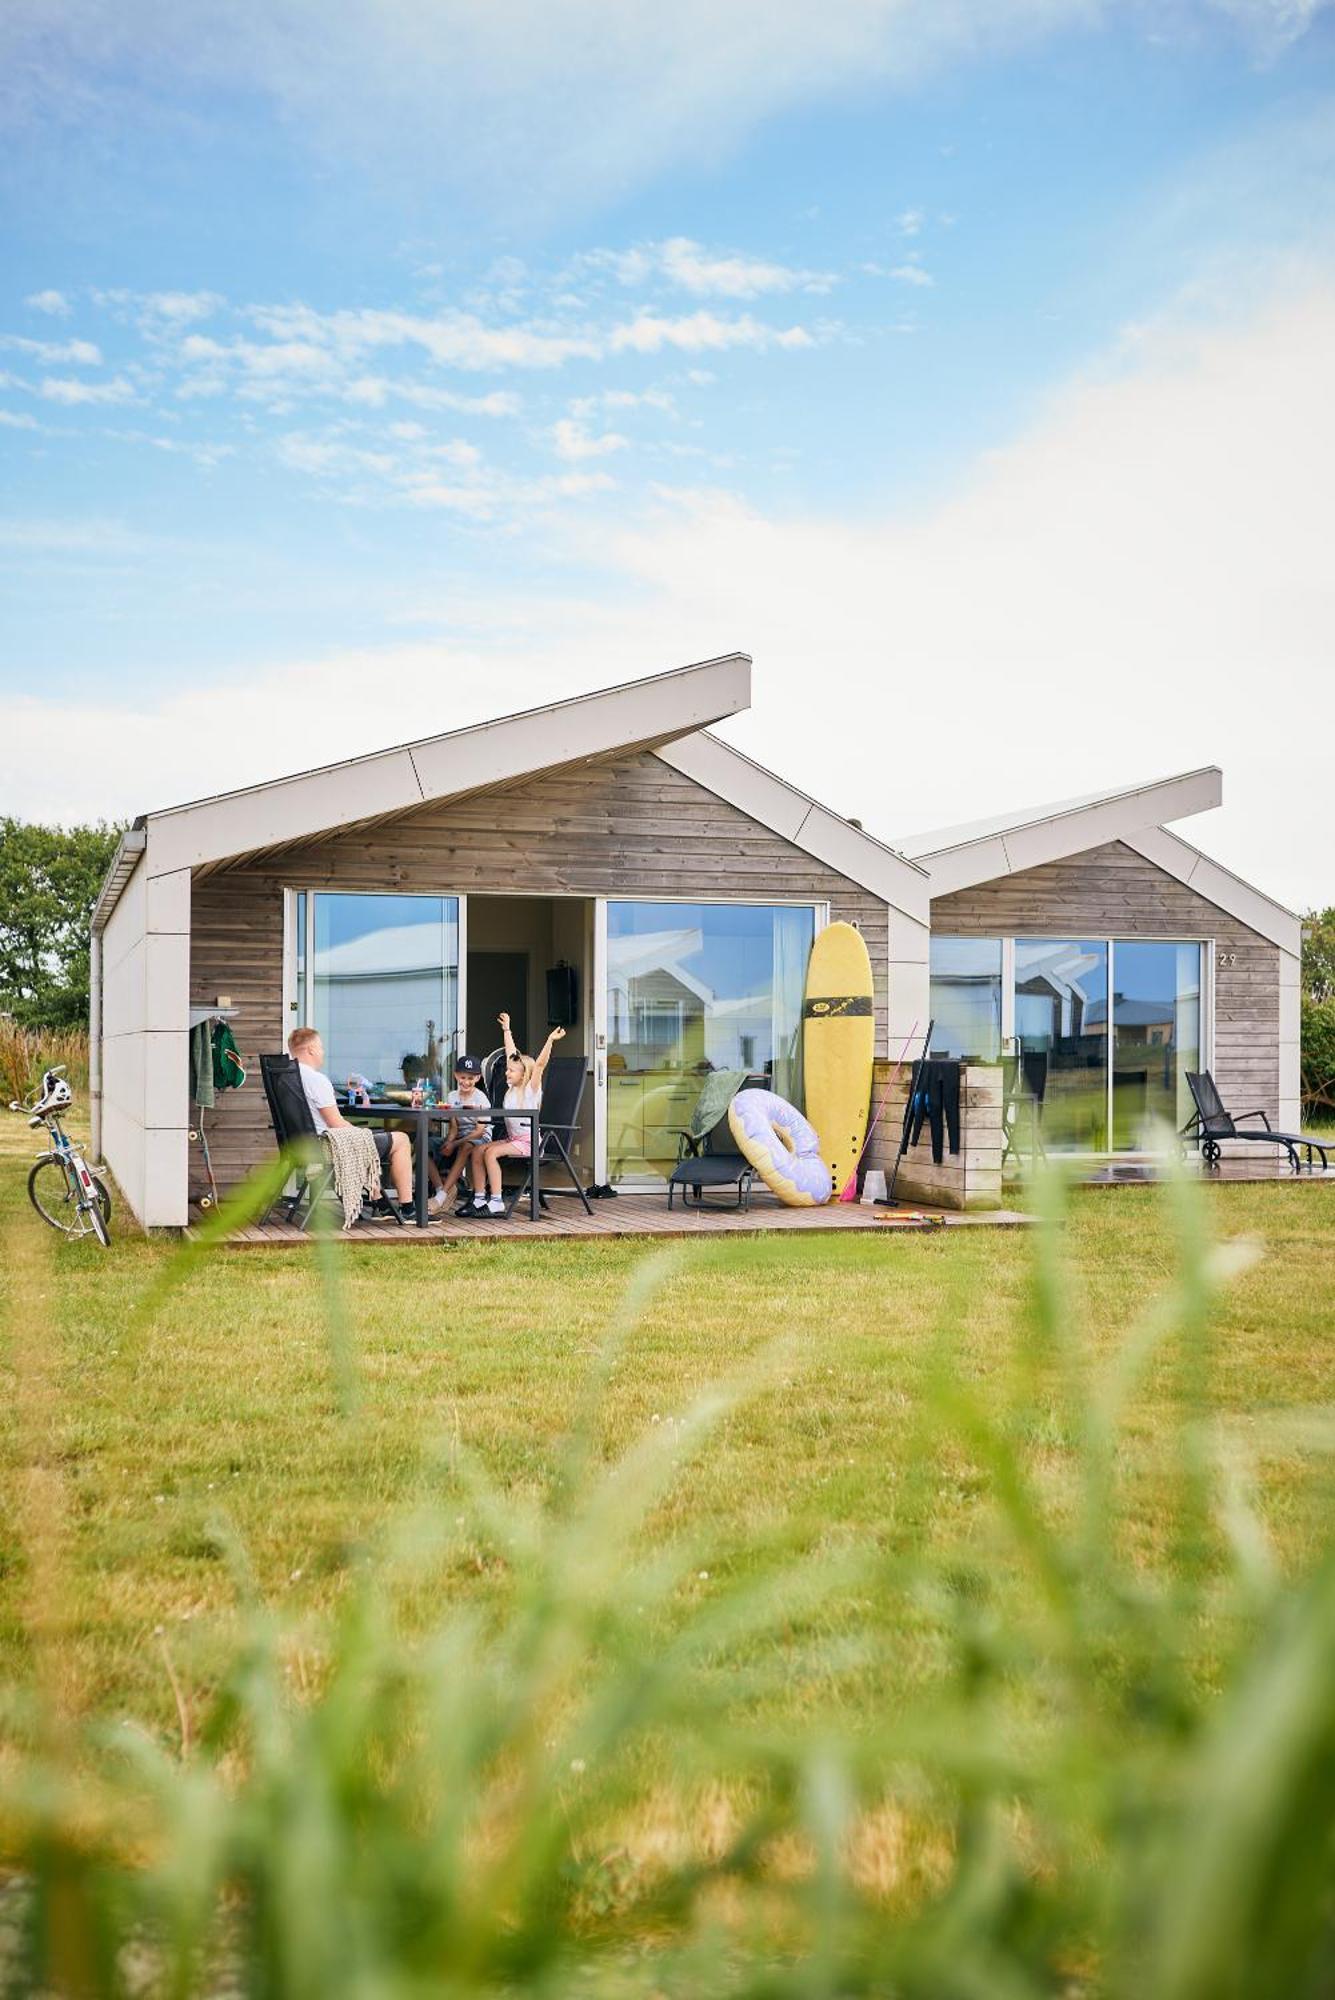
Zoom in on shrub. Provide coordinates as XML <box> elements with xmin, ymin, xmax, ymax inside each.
<box><xmin>1300</xmin><ymin>995</ymin><xmax>1335</xmax><ymax>1122</ymax></box>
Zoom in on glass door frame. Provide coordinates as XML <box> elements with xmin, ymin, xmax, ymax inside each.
<box><xmin>282</xmin><ymin>887</ymin><xmax>469</xmax><ymax>1069</ymax></box>
<box><xmin>1104</xmin><ymin>936</ymin><xmax>1213</xmax><ymax>1157</ymax></box>
<box><xmin>1005</xmin><ymin>932</ymin><xmax>1213</xmax><ymax>1159</ymax></box>
<box><xmin>592</xmin><ymin>894</ymin><xmax>831</xmax><ymax>1189</ymax></box>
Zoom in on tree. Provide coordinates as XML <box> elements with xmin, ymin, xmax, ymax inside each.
<box><xmin>0</xmin><ymin>818</ymin><xmax>124</xmax><ymax>1030</ymax></box>
<box><xmin>1300</xmin><ymin>906</ymin><xmax>1335</xmax><ymax>1120</ymax></box>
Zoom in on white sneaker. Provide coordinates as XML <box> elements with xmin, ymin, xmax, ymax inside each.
<box><xmin>428</xmin><ymin>1190</ymin><xmax>449</xmax><ymax>1213</ymax></box>
<box><xmin>487</xmin><ymin>1196</ymin><xmax>505</xmax><ymax>1216</ymax></box>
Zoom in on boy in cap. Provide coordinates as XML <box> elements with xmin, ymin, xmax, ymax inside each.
<box><xmin>431</xmin><ymin>1054</ymin><xmax>494</xmax><ymax>1215</ymax></box>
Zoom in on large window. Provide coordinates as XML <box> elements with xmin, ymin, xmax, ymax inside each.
<box><xmin>930</xmin><ymin>936</ymin><xmax>1003</xmax><ymax>1060</ymax></box>
<box><xmin>1107</xmin><ymin>940</ymin><xmax>1201</xmax><ymax>1148</ymax></box>
<box><xmin>1015</xmin><ymin>938</ymin><xmax>1110</xmax><ymax>1152</ymax></box>
<box><xmin>293</xmin><ymin>893</ymin><xmax>460</xmax><ymax>1094</ymax></box>
<box><xmin>933</xmin><ymin>931</ymin><xmax>1208</xmax><ymax>1157</ymax></box>
<box><xmin>606</xmin><ymin>900</ymin><xmax>815</xmax><ymax>1180</ymax></box>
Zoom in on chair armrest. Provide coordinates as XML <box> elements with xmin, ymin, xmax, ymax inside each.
<box><xmin>671</xmin><ymin>1128</ymin><xmax>702</xmax><ymax>1159</ymax></box>
<box><xmin>1234</xmin><ymin>1110</ymin><xmax>1272</xmax><ymax>1130</ymax></box>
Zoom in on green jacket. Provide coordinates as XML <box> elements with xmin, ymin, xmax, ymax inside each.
<box><xmin>212</xmin><ymin>1021</ymin><xmax>247</xmax><ymax>1093</ymax></box>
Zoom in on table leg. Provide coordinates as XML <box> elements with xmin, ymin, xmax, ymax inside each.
<box><xmin>531</xmin><ymin>1114</ymin><xmax>540</xmax><ymax>1221</ymax></box>
<box><xmin>415</xmin><ymin>1109</ymin><xmax>429</xmax><ymax>1228</ymax></box>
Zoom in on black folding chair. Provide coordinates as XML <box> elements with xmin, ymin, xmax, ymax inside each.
<box><xmin>667</xmin><ymin>1113</ymin><xmax>756</xmax><ymax>1212</ymax></box>
<box><xmin>1182</xmin><ymin>1070</ymin><xmax>1330</xmax><ymax>1172</ymax></box>
<box><xmin>258</xmin><ymin>1053</ymin><xmax>336</xmax><ymax>1229</ymax></box>
<box><xmin>258</xmin><ymin>1054</ymin><xmax>405</xmax><ymax>1228</ymax></box>
<box><xmin>503</xmin><ymin>1054</ymin><xmax>593</xmax><ymax>1218</ymax></box>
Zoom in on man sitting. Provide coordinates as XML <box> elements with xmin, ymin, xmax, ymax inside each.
<box><xmin>288</xmin><ymin>1027</ymin><xmax>413</xmax><ymax>1215</ymax></box>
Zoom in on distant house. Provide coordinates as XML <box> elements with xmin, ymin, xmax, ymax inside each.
<box><xmin>90</xmin><ymin>655</ymin><xmax>1300</xmax><ymax>1226</ymax></box>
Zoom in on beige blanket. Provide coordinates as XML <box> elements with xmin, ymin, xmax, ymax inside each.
<box><xmin>322</xmin><ymin>1125</ymin><xmax>383</xmax><ymax>1230</ymax></box>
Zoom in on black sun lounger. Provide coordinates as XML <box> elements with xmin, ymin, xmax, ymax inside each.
<box><xmin>1183</xmin><ymin>1070</ymin><xmax>1331</xmax><ymax>1173</ymax></box>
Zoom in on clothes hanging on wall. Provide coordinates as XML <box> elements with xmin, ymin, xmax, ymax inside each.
<box><xmin>190</xmin><ymin>1020</ymin><xmax>216</xmax><ymax>1108</ymax></box>
<box><xmin>212</xmin><ymin>1020</ymin><xmax>246</xmax><ymax>1092</ymax></box>
<box><xmin>904</xmin><ymin>1059</ymin><xmax>961</xmax><ymax>1166</ymax></box>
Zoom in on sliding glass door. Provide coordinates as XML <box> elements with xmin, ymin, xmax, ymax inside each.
<box><xmin>605</xmin><ymin>900</ymin><xmax>816</xmax><ymax>1181</ymax></box>
<box><xmin>1108</xmin><ymin>940</ymin><xmax>1202</xmax><ymax>1148</ymax></box>
<box><xmin>1015</xmin><ymin>938</ymin><xmax>1110</xmax><ymax>1152</ymax></box>
<box><xmin>292</xmin><ymin>891</ymin><xmax>460</xmax><ymax>1094</ymax></box>
<box><xmin>932</xmin><ymin>931</ymin><xmax>1209</xmax><ymax>1156</ymax></box>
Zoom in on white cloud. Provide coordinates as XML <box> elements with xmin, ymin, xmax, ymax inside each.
<box><xmin>232</xmin><ymin>300</ymin><xmax>817</xmax><ymax>373</ymax></box>
<box><xmin>0</xmin><ymin>409</ymin><xmax>41</xmax><ymax>430</ymax></box>
<box><xmin>577</xmin><ymin>237</ymin><xmax>834</xmax><ymax>297</ymax></box>
<box><xmin>658</xmin><ymin>236</ymin><xmax>833</xmax><ymax>297</ymax></box>
<box><xmin>38</xmin><ymin>375</ymin><xmax>135</xmax><ymax>405</ymax></box>
<box><xmin>887</xmin><ymin>263</ymin><xmax>933</xmax><ymax>287</ymax></box>
<box><xmin>140</xmin><ymin>290</ymin><xmax>224</xmax><ymax>324</ymax></box>
<box><xmin>551</xmin><ymin>417</ymin><xmax>629</xmax><ymax>460</ymax></box>
<box><xmin>606</xmin><ymin>311</ymin><xmax>814</xmax><ymax>355</ymax></box>
<box><xmin>24</xmin><ymin>289</ymin><xmax>71</xmax><ymax>316</ymax></box>
<box><xmin>1</xmin><ymin>334</ymin><xmax>103</xmax><ymax>364</ymax></box>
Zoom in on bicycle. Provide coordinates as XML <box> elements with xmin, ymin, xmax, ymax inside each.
<box><xmin>9</xmin><ymin>1065</ymin><xmax>112</xmax><ymax>1247</ymax></box>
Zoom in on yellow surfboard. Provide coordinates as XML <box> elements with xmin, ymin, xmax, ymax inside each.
<box><xmin>802</xmin><ymin>921</ymin><xmax>876</xmax><ymax>1200</ymax></box>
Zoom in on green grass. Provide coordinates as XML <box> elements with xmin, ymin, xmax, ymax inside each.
<box><xmin>0</xmin><ymin>1118</ymin><xmax>1329</xmax><ymax>1730</ymax></box>
<box><xmin>2</xmin><ymin>1111</ymin><xmax>1335</xmax><ymax>1994</ymax></box>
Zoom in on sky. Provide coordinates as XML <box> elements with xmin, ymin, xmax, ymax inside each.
<box><xmin>2</xmin><ymin>0</ymin><xmax>1333</xmax><ymax>908</ymax></box>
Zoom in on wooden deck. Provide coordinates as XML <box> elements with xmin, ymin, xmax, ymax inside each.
<box><xmin>198</xmin><ymin>1189</ymin><xmax>1033</xmax><ymax>1250</ymax></box>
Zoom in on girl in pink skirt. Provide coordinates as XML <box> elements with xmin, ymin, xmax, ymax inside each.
<box><xmin>476</xmin><ymin>1012</ymin><xmax>565</xmax><ymax>1214</ymax></box>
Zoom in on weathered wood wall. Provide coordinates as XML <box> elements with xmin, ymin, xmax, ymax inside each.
<box><xmin>929</xmin><ymin>840</ymin><xmax>1279</xmax><ymax>1134</ymax></box>
<box><xmin>864</xmin><ymin>1061</ymin><xmax>1003</xmax><ymax>1210</ymax></box>
<box><xmin>189</xmin><ymin>750</ymin><xmax>889</xmax><ymax>1195</ymax></box>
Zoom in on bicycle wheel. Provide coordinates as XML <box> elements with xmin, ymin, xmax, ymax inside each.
<box><xmin>29</xmin><ymin>1155</ymin><xmax>112</xmax><ymax>1238</ymax></box>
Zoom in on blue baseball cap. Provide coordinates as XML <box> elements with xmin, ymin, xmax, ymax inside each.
<box><xmin>454</xmin><ymin>1054</ymin><xmax>481</xmax><ymax>1075</ymax></box>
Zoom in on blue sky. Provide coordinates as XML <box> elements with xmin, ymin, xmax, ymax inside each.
<box><xmin>3</xmin><ymin>1</ymin><xmax>1334</xmax><ymax>904</ymax></box>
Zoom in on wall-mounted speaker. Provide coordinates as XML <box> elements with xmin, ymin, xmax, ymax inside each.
<box><xmin>546</xmin><ymin>959</ymin><xmax>579</xmax><ymax>1028</ymax></box>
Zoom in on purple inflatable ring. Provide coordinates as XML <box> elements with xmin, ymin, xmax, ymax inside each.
<box><xmin>727</xmin><ymin>1088</ymin><xmax>832</xmax><ymax>1208</ymax></box>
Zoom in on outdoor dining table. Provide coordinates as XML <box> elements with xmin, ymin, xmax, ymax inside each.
<box><xmin>341</xmin><ymin>1099</ymin><xmax>541</xmax><ymax>1227</ymax></box>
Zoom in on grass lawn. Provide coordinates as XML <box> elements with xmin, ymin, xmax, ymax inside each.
<box><xmin>2</xmin><ymin>1111</ymin><xmax>1332</xmax><ymax>1736</ymax></box>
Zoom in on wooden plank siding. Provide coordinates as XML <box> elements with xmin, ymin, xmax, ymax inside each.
<box><xmin>929</xmin><ymin>839</ymin><xmax>1280</xmax><ymax>1131</ymax></box>
<box><xmin>189</xmin><ymin>750</ymin><xmax>889</xmax><ymax>1197</ymax></box>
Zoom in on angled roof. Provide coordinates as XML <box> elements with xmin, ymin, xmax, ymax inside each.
<box><xmin>898</xmin><ymin>768</ymin><xmax>1223</xmax><ymax>885</ymax></box>
<box><xmin>900</xmin><ymin>764</ymin><xmax>1300</xmax><ymax>953</ymax></box>
<box><xmin>93</xmin><ymin>653</ymin><xmax>929</xmax><ymax>929</ymax></box>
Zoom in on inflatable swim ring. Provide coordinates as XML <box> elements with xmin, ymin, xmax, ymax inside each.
<box><xmin>727</xmin><ymin>1089</ymin><xmax>833</xmax><ymax>1208</ymax></box>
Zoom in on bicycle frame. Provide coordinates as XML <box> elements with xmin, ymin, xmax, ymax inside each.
<box><xmin>11</xmin><ymin>1068</ymin><xmax>110</xmax><ymax>1244</ymax></box>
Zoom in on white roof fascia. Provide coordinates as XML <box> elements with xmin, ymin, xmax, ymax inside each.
<box><xmin>910</xmin><ymin>767</ymin><xmax>1223</xmax><ymax>897</ymax></box>
<box><xmin>138</xmin><ymin>654</ymin><xmax>752</xmax><ymax>879</ymax></box>
<box><xmin>1122</xmin><ymin>826</ymin><xmax>1302</xmax><ymax>954</ymax></box>
<box><xmin>655</xmin><ymin>731</ymin><xmax>930</xmax><ymax>921</ymax></box>
<box><xmin>90</xmin><ymin>826</ymin><xmax>147</xmax><ymax>935</ymax></box>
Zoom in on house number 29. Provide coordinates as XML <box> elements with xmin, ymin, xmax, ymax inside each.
<box><xmin>1217</xmin><ymin>951</ymin><xmax>1237</xmax><ymax>967</ymax></box>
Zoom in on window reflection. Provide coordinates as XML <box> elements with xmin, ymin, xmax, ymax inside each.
<box><xmin>311</xmin><ymin>894</ymin><xmax>459</xmax><ymax>1094</ymax></box>
<box><xmin>606</xmin><ymin>901</ymin><xmax>815</xmax><ymax>1180</ymax></box>
<box><xmin>1014</xmin><ymin>939</ymin><xmax>1109</xmax><ymax>1152</ymax></box>
<box><xmin>929</xmin><ymin>936</ymin><xmax>1003</xmax><ymax>1059</ymax></box>
<box><xmin>1107</xmin><ymin>940</ymin><xmax>1202</xmax><ymax>1148</ymax></box>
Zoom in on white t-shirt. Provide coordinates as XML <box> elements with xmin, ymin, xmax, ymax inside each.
<box><xmin>504</xmin><ymin>1081</ymin><xmax>541</xmax><ymax>1140</ymax></box>
<box><xmin>298</xmin><ymin>1063</ymin><xmax>337</xmax><ymax>1124</ymax></box>
<box><xmin>447</xmin><ymin>1086</ymin><xmax>491</xmax><ymax>1140</ymax></box>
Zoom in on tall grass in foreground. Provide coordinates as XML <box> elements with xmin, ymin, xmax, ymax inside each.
<box><xmin>2</xmin><ymin>1162</ymin><xmax>1334</xmax><ymax>1997</ymax></box>
<box><xmin>0</xmin><ymin>1022</ymin><xmax>89</xmax><ymax>1105</ymax></box>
